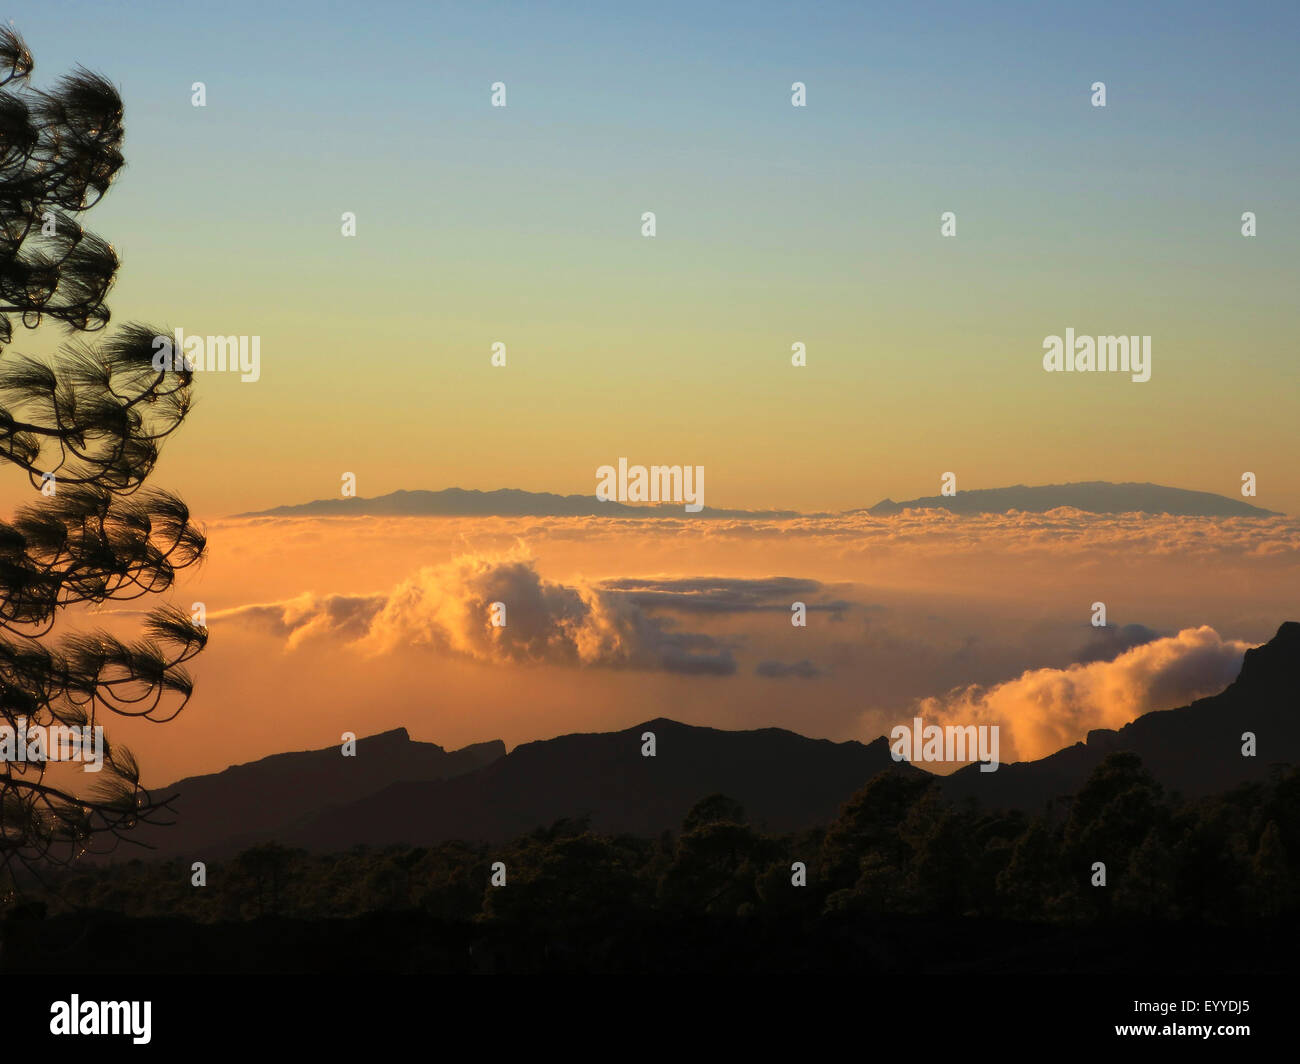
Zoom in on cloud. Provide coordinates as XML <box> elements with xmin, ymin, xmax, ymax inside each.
<box><xmin>1074</xmin><ymin>622</ymin><xmax>1163</xmax><ymax>663</ymax></box>
<box><xmin>210</xmin><ymin>592</ymin><xmax>385</xmax><ymax>649</ymax></box>
<box><xmin>209</xmin><ymin>510</ymin><xmax>1300</xmax><ymax>578</ymax></box>
<box><xmin>588</xmin><ymin>576</ymin><xmax>853</xmax><ymax>615</ymax></box>
<box><xmin>911</xmin><ymin>626</ymin><xmax>1251</xmax><ymax>762</ymax></box>
<box><xmin>215</xmin><ymin>553</ymin><xmax>762</xmax><ymax>675</ymax></box>
<box><xmin>755</xmin><ymin>659</ymin><xmax>823</xmax><ymax>679</ymax></box>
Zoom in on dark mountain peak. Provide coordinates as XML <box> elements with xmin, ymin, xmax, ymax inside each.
<box><xmin>104</xmin><ymin>728</ymin><xmax>506</xmax><ymax>862</ymax></box>
<box><xmin>1236</xmin><ymin>621</ymin><xmax>1300</xmax><ymax>688</ymax></box>
<box><xmin>1085</xmin><ymin>730</ymin><xmax>1118</xmax><ymax>751</ymax></box>
<box><xmin>634</xmin><ymin>716</ymin><xmax>685</xmax><ymax>732</ymax></box>
<box><xmin>362</xmin><ymin>726</ymin><xmax>413</xmax><ymax>746</ymax></box>
<box><xmin>214</xmin><ymin>714</ymin><xmax>916</xmax><ymax>852</ymax></box>
<box><xmin>629</xmin><ymin>717</ymin><xmax>887</xmax><ymax>755</ymax></box>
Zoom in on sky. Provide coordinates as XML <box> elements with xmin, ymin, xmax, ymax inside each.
<box><xmin>1</xmin><ymin>1</ymin><xmax>1298</xmax><ymax>786</ymax></box>
<box><xmin>3</xmin><ymin>0</ymin><xmax>1298</xmax><ymax>517</ymax></box>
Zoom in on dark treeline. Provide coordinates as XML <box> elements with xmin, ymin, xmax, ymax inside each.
<box><xmin>4</xmin><ymin>752</ymin><xmax>1298</xmax><ymax>972</ymax></box>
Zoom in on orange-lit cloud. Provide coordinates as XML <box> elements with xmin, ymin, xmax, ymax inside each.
<box><xmin>913</xmin><ymin>626</ymin><xmax>1252</xmax><ymax>763</ymax></box>
<box><xmin>210</xmin><ymin>554</ymin><xmax>852</xmax><ymax>675</ymax></box>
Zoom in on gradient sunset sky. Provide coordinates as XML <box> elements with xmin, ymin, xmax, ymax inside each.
<box><xmin>5</xmin><ymin>0</ymin><xmax>1298</xmax><ymax>517</ymax></box>
<box><xmin>3</xmin><ymin>2</ymin><xmax>1299</xmax><ymax>786</ymax></box>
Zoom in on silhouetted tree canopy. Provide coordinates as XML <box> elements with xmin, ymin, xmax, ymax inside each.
<box><xmin>16</xmin><ymin>757</ymin><xmax>1299</xmax><ymax>972</ymax></box>
<box><xmin>0</xmin><ymin>27</ymin><xmax>122</xmax><ymax>349</ymax></box>
<box><xmin>0</xmin><ymin>27</ymin><xmax>205</xmax><ymax>880</ymax></box>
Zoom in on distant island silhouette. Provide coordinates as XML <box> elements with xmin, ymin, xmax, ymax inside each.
<box><xmin>860</xmin><ymin>481</ymin><xmax>1280</xmax><ymax>517</ymax></box>
<box><xmin>238</xmin><ymin>481</ymin><xmax>1281</xmax><ymax>519</ymax></box>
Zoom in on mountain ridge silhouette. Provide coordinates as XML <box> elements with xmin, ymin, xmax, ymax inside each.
<box><xmin>114</xmin><ymin>622</ymin><xmax>1298</xmax><ymax>859</ymax></box>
